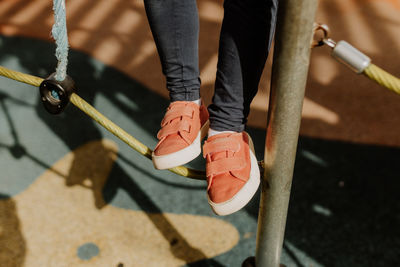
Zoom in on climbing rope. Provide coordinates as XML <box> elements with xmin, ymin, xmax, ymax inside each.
<box><xmin>52</xmin><ymin>0</ymin><xmax>69</xmax><ymax>81</ymax></box>
<box><xmin>363</xmin><ymin>64</ymin><xmax>400</xmax><ymax>95</ymax></box>
<box><xmin>0</xmin><ymin>66</ymin><xmax>42</xmax><ymax>87</ymax></box>
<box><xmin>0</xmin><ymin>66</ymin><xmax>206</xmax><ymax>180</ymax></box>
<box><xmin>313</xmin><ymin>23</ymin><xmax>400</xmax><ymax>95</ymax></box>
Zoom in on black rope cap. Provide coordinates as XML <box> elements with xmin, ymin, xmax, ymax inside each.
<box><xmin>39</xmin><ymin>73</ymin><xmax>76</xmax><ymax>114</ymax></box>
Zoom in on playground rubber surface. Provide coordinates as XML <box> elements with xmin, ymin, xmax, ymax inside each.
<box><xmin>0</xmin><ymin>1</ymin><xmax>399</xmax><ymax>266</ymax></box>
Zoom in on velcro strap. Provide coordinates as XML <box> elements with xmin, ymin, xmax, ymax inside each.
<box><xmin>206</xmin><ymin>157</ymin><xmax>246</xmax><ymax>177</ymax></box>
<box><xmin>157</xmin><ymin>119</ymin><xmax>191</xmax><ymax>139</ymax></box>
<box><xmin>203</xmin><ymin>138</ymin><xmax>240</xmax><ymax>158</ymax></box>
<box><xmin>161</xmin><ymin>106</ymin><xmax>194</xmax><ymax>126</ymax></box>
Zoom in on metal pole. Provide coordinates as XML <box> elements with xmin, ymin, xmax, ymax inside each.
<box><xmin>255</xmin><ymin>1</ymin><xmax>318</xmax><ymax>266</ymax></box>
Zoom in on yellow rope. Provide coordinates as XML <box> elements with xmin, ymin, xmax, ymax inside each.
<box><xmin>0</xmin><ymin>66</ymin><xmax>43</xmax><ymax>86</ymax></box>
<box><xmin>0</xmin><ymin>66</ymin><xmax>206</xmax><ymax>180</ymax></box>
<box><xmin>363</xmin><ymin>64</ymin><xmax>400</xmax><ymax>95</ymax></box>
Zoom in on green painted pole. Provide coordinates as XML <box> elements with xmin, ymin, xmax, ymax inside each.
<box><xmin>255</xmin><ymin>1</ymin><xmax>318</xmax><ymax>266</ymax></box>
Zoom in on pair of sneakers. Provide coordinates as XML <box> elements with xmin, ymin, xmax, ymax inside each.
<box><xmin>152</xmin><ymin>101</ymin><xmax>260</xmax><ymax>216</ymax></box>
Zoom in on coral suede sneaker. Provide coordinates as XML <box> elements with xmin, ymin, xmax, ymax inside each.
<box><xmin>202</xmin><ymin>132</ymin><xmax>260</xmax><ymax>216</ymax></box>
<box><xmin>152</xmin><ymin>101</ymin><xmax>209</xmax><ymax>170</ymax></box>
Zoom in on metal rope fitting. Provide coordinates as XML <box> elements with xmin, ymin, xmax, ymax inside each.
<box><xmin>312</xmin><ymin>23</ymin><xmax>331</xmax><ymax>48</ymax></box>
<box><xmin>331</xmin><ymin>41</ymin><xmax>371</xmax><ymax>73</ymax></box>
<box><xmin>39</xmin><ymin>72</ymin><xmax>75</xmax><ymax>114</ymax></box>
<box><xmin>313</xmin><ymin>23</ymin><xmax>371</xmax><ymax>73</ymax></box>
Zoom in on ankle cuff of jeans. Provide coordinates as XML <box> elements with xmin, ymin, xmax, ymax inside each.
<box><xmin>170</xmin><ymin>91</ymin><xmax>200</xmax><ymax>102</ymax></box>
<box><xmin>209</xmin><ymin>121</ymin><xmax>245</xmax><ymax>132</ymax></box>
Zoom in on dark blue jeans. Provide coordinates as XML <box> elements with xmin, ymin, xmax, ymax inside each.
<box><xmin>144</xmin><ymin>0</ymin><xmax>278</xmax><ymax>132</ymax></box>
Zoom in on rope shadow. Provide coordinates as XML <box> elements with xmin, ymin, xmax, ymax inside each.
<box><xmin>103</xmin><ymin>162</ymin><xmax>211</xmax><ymax>265</ymax></box>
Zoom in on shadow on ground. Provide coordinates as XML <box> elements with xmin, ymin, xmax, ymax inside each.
<box><xmin>0</xmin><ymin>35</ymin><xmax>399</xmax><ymax>266</ymax></box>
<box><xmin>246</xmin><ymin>129</ymin><xmax>400</xmax><ymax>266</ymax></box>
<box><xmin>0</xmin><ymin>193</ymin><xmax>25</xmax><ymax>267</ymax></box>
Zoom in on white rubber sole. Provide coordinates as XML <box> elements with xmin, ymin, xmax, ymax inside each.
<box><xmin>208</xmin><ymin>132</ymin><xmax>260</xmax><ymax>216</ymax></box>
<box><xmin>152</xmin><ymin>120</ymin><xmax>209</xmax><ymax>170</ymax></box>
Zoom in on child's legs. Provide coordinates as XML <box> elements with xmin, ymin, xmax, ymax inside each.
<box><xmin>144</xmin><ymin>0</ymin><xmax>200</xmax><ymax>101</ymax></box>
<box><xmin>208</xmin><ymin>0</ymin><xmax>278</xmax><ymax>132</ymax></box>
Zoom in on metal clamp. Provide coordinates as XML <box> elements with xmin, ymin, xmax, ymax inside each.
<box><xmin>39</xmin><ymin>73</ymin><xmax>76</xmax><ymax>114</ymax></box>
<box><xmin>313</xmin><ymin>23</ymin><xmax>371</xmax><ymax>73</ymax></box>
<box><xmin>331</xmin><ymin>40</ymin><xmax>371</xmax><ymax>73</ymax></box>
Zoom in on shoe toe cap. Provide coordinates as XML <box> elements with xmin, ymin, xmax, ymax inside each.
<box><xmin>154</xmin><ymin>134</ymin><xmax>188</xmax><ymax>156</ymax></box>
<box><xmin>208</xmin><ymin>174</ymin><xmax>245</xmax><ymax>204</ymax></box>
